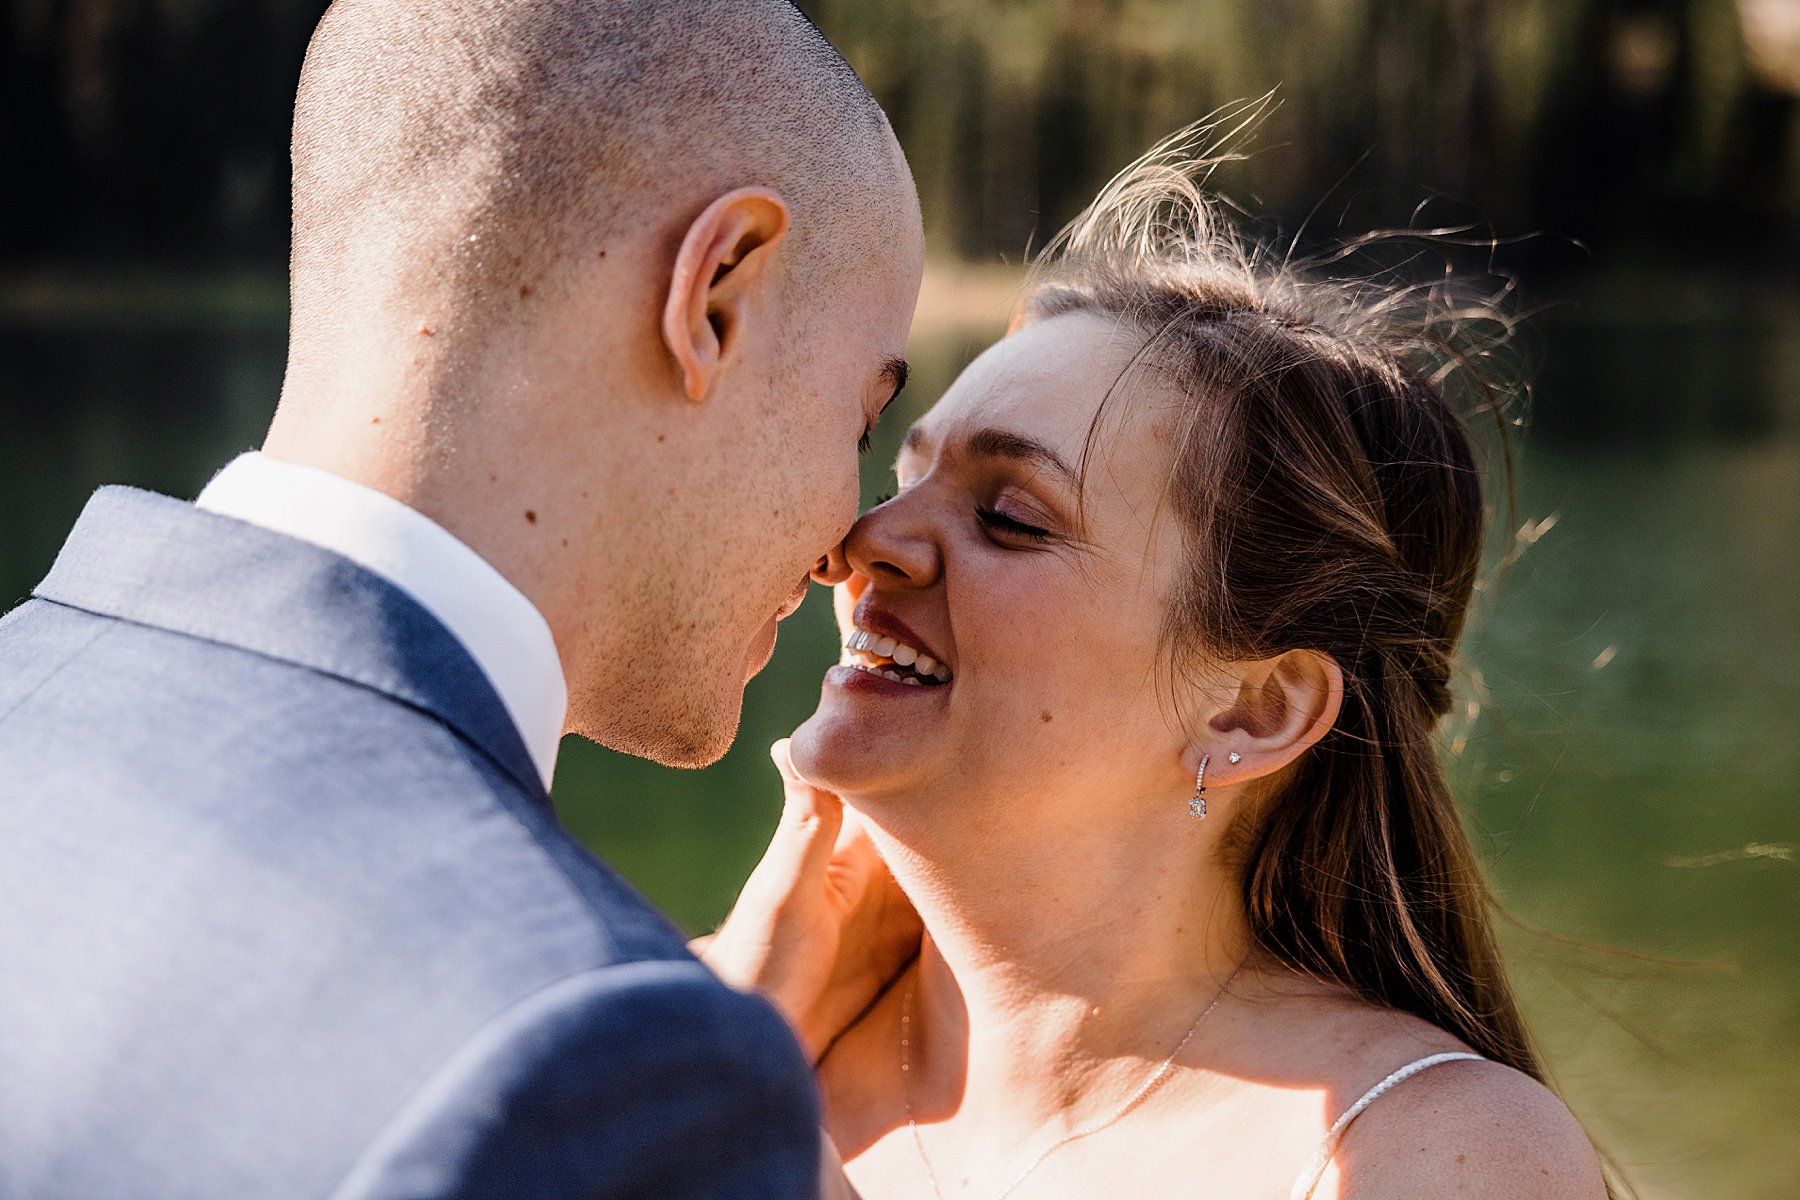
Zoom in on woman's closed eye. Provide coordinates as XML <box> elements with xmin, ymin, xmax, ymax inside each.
<box><xmin>975</xmin><ymin>503</ymin><xmax>1053</xmax><ymax>543</ymax></box>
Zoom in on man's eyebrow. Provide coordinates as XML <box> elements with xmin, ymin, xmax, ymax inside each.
<box><xmin>878</xmin><ymin>356</ymin><xmax>909</xmax><ymax>409</ymax></box>
<box><xmin>901</xmin><ymin>425</ymin><xmax>1078</xmax><ymax>490</ymax></box>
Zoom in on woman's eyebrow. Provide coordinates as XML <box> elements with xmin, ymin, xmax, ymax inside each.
<box><xmin>964</xmin><ymin>426</ymin><xmax>1079</xmax><ymax>490</ymax></box>
<box><xmin>899</xmin><ymin>426</ymin><xmax>1078</xmax><ymax>490</ymax></box>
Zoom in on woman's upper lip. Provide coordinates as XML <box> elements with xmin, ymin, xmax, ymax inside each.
<box><xmin>849</xmin><ymin>602</ymin><xmax>949</xmax><ymax>668</ymax></box>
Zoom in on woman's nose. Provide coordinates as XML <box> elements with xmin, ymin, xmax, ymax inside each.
<box><xmin>841</xmin><ymin>494</ymin><xmax>940</xmax><ymax>587</ymax></box>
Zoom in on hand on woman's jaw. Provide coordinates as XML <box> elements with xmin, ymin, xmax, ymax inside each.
<box><xmin>697</xmin><ymin>739</ymin><xmax>922</xmax><ymax>1064</ymax></box>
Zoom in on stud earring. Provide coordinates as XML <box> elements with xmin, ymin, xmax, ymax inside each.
<box><xmin>1189</xmin><ymin>753</ymin><xmax>1211</xmax><ymax>819</ymax></box>
<box><xmin>1228</xmin><ymin>751</ymin><xmax>1242</xmax><ymax>764</ymax></box>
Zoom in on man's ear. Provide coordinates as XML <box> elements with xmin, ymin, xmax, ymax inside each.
<box><xmin>1193</xmin><ymin>649</ymin><xmax>1344</xmax><ymax>787</ymax></box>
<box><xmin>661</xmin><ymin>187</ymin><xmax>791</xmax><ymax>402</ymax></box>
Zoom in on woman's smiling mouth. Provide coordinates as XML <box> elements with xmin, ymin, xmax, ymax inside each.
<box><xmin>837</xmin><ymin>619</ymin><xmax>954</xmax><ymax>688</ymax></box>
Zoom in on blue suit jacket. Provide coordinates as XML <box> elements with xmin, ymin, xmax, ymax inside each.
<box><xmin>0</xmin><ymin>488</ymin><xmax>821</xmax><ymax>1199</ymax></box>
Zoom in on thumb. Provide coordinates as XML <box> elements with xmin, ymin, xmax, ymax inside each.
<box><xmin>739</xmin><ymin>738</ymin><xmax>844</xmax><ymax>901</ymax></box>
<box><xmin>771</xmin><ymin>737</ymin><xmax>843</xmax><ymax>832</ymax></box>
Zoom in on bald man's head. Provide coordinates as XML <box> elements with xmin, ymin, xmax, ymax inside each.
<box><xmin>290</xmin><ymin>0</ymin><xmax>899</xmax><ymax>329</ymax></box>
<box><xmin>270</xmin><ymin>0</ymin><xmax>923</xmax><ymax>768</ymax></box>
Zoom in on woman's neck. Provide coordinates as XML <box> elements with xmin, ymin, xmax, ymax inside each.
<box><xmin>862</xmin><ymin>797</ymin><xmax>1254</xmax><ymax>1140</ymax></box>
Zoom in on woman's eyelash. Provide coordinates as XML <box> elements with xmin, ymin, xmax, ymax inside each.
<box><xmin>858</xmin><ymin>430</ymin><xmax>874</xmax><ymax>455</ymax></box>
<box><xmin>975</xmin><ymin>505</ymin><xmax>1052</xmax><ymax>541</ymax></box>
<box><xmin>871</xmin><ymin>491</ymin><xmax>895</xmax><ymax>506</ymax></box>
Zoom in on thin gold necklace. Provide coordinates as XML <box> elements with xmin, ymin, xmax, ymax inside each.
<box><xmin>899</xmin><ymin>962</ymin><xmax>1243</xmax><ymax>1200</ymax></box>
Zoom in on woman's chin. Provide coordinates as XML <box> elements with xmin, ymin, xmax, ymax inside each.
<box><xmin>789</xmin><ymin>701</ymin><xmax>925</xmax><ymax>799</ymax></box>
<box><xmin>786</xmin><ymin>711</ymin><xmax>858</xmax><ymax>792</ymax></box>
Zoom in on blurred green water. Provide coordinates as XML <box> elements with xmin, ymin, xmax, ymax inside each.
<box><xmin>1</xmin><ymin>299</ymin><xmax>1794</xmax><ymax>1199</ymax></box>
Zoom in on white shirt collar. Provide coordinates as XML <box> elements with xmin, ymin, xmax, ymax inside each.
<box><xmin>196</xmin><ymin>452</ymin><xmax>567</xmax><ymax>790</ymax></box>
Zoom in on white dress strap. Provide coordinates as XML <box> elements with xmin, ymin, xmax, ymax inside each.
<box><xmin>1288</xmin><ymin>1051</ymin><xmax>1486</xmax><ymax>1200</ymax></box>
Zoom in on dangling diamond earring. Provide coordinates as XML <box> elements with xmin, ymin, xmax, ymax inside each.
<box><xmin>1192</xmin><ymin>752</ymin><xmax>1244</xmax><ymax>818</ymax></box>
<box><xmin>1189</xmin><ymin>753</ymin><xmax>1211</xmax><ymax>819</ymax></box>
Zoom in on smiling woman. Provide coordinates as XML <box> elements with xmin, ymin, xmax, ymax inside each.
<box><xmin>708</xmin><ymin>116</ymin><xmax>1620</xmax><ymax>1200</ymax></box>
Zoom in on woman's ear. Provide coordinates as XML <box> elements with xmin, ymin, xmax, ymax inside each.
<box><xmin>1195</xmin><ymin>649</ymin><xmax>1344</xmax><ymax>787</ymax></box>
<box><xmin>660</xmin><ymin>187</ymin><xmax>791</xmax><ymax>401</ymax></box>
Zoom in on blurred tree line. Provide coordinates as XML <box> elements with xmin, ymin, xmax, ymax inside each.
<box><xmin>2</xmin><ymin>0</ymin><xmax>1796</xmax><ymax>270</ymax></box>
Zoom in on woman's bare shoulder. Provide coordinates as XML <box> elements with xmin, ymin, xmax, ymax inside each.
<box><xmin>1329</xmin><ymin>1056</ymin><xmax>1607</xmax><ymax>1200</ymax></box>
<box><xmin>1233</xmin><ymin>977</ymin><xmax>1606</xmax><ymax>1200</ymax></box>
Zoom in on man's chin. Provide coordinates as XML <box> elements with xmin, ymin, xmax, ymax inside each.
<box><xmin>650</xmin><ymin>734</ymin><xmax>736</xmax><ymax>770</ymax></box>
<box><xmin>568</xmin><ymin>687</ymin><xmax>742</xmax><ymax>770</ymax></box>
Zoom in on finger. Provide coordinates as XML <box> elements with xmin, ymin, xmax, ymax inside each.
<box><xmin>770</xmin><ymin>738</ymin><xmax>842</xmax><ymax>822</ymax></box>
<box><xmin>738</xmin><ymin>739</ymin><xmax>843</xmax><ymax>895</ymax></box>
<box><xmin>822</xmin><ymin>802</ymin><xmax>897</xmax><ymax>903</ymax></box>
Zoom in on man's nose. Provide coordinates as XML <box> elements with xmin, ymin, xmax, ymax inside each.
<box><xmin>812</xmin><ymin>542</ymin><xmax>852</xmax><ymax>585</ymax></box>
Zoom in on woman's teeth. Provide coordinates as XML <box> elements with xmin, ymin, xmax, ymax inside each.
<box><xmin>843</xmin><ymin>626</ymin><xmax>953</xmax><ymax>684</ymax></box>
<box><xmin>854</xmin><ymin>664</ymin><xmax>926</xmax><ymax>686</ymax></box>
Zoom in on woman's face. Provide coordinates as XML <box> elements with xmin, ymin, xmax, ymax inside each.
<box><xmin>790</xmin><ymin>312</ymin><xmax>1210</xmax><ymax>824</ymax></box>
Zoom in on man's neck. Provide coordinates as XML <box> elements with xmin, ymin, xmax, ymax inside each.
<box><xmin>263</xmin><ymin>403</ymin><xmax>578</xmax><ymax>646</ymax></box>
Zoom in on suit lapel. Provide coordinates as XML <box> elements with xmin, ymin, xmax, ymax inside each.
<box><xmin>34</xmin><ymin>486</ymin><xmax>547</xmax><ymax>801</ymax></box>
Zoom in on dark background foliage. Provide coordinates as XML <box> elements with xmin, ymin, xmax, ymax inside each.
<box><xmin>3</xmin><ymin>0</ymin><xmax>1796</xmax><ymax>272</ymax></box>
